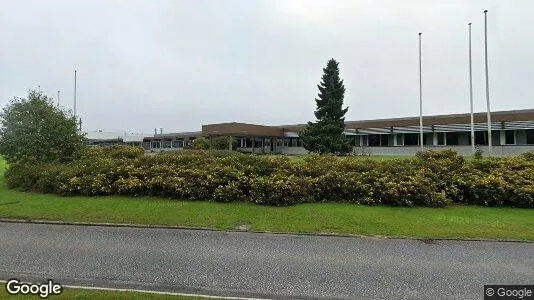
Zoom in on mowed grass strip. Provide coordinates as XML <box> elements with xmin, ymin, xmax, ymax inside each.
<box><xmin>0</xmin><ymin>287</ymin><xmax>216</xmax><ymax>299</ymax></box>
<box><xmin>0</xmin><ymin>157</ymin><xmax>533</xmax><ymax>241</ymax></box>
<box><xmin>1</xmin><ymin>188</ymin><xmax>532</xmax><ymax>240</ymax></box>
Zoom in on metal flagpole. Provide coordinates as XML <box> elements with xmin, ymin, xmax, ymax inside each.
<box><xmin>483</xmin><ymin>10</ymin><xmax>492</xmax><ymax>155</ymax></box>
<box><xmin>418</xmin><ymin>32</ymin><xmax>424</xmax><ymax>151</ymax></box>
<box><xmin>74</xmin><ymin>70</ymin><xmax>77</xmax><ymax>118</ymax></box>
<box><xmin>57</xmin><ymin>90</ymin><xmax>60</xmax><ymax>107</ymax></box>
<box><xmin>468</xmin><ymin>23</ymin><xmax>475</xmax><ymax>154</ymax></box>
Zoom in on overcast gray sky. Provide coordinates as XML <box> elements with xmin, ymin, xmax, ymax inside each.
<box><xmin>1</xmin><ymin>0</ymin><xmax>532</xmax><ymax>133</ymax></box>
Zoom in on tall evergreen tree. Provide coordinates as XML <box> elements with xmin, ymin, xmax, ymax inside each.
<box><xmin>300</xmin><ymin>59</ymin><xmax>352</xmax><ymax>155</ymax></box>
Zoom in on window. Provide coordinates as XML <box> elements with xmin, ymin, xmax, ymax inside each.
<box><xmin>396</xmin><ymin>134</ymin><xmax>404</xmax><ymax>146</ymax></box>
<box><xmin>296</xmin><ymin>138</ymin><xmax>303</xmax><ymax>147</ymax></box>
<box><xmin>474</xmin><ymin>131</ymin><xmax>486</xmax><ymax>145</ymax></box>
<box><xmin>505</xmin><ymin>130</ymin><xmax>515</xmax><ymax>145</ymax></box>
<box><xmin>404</xmin><ymin>133</ymin><xmax>419</xmax><ymax>146</ymax></box>
<box><xmin>437</xmin><ymin>132</ymin><xmax>445</xmax><ymax>145</ymax></box>
<box><xmin>446</xmin><ymin>132</ymin><xmax>459</xmax><ymax>145</ymax></box>
<box><xmin>380</xmin><ymin>135</ymin><xmax>389</xmax><ymax>146</ymax></box>
<box><xmin>151</xmin><ymin>141</ymin><xmax>160</xmax><ymax>149</ymax></box>
<box><xmin>368</xmin><ymin>135</ymin><xmax>380</xmax><ymax>146</ymax></box>
<box><xmin>423</xmin><ymin>133</ymin><xmax>432</xmax><ymax>145</ymax></box>
<box><xmin>234</xmin><ymin>138</ymin><xmax>244</xmax><ymax>148</ymax></box>
<box><xmin>172</xmin><ymin>140</ymin><xmax>184</xmax><ymax>148</ymax></box>
<box><xmin>352</xmin><ymin>135</ymin><xmax>360</xmax><ymax>146</ymax></box>
<box><xmin>492</xmin><ymin>130</ymin><xmax>500</xmax><ymax>146</ymax></box>
<box><xmin>254</xmin><ymin>139</ymin><xmax>263</xmax><ymax>148</ymax></box>
<box><xmin>527</xmin><ymin>130</ymin><xmax>534</xmax><ymax>145</ymax></box>
<box><xmin>361</xmin><ymin>135</ymin><xmax>368</xmax><ymax>146</ymax></box>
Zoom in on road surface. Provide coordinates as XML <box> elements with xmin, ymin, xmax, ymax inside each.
<box><xmin>0</xmin><ymin>222</ymin><xmax>532</xmax><ymax>299</ymax></box>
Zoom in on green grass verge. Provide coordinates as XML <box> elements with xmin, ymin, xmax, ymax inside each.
<box><xmin>1</xmin><ymin>190</ymin><xmax>532</xmax><ymax>240</ymax></box>
<box><xmin>0</xmin><ymin>287</ymin><xmax>213</xmax><ymax>299</ymax></box>
<box><xmin>0</xmin><ymin>157</ymin><xmax>532</xmax><ymax>241</ymax></box>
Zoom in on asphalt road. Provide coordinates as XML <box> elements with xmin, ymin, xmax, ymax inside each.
<box><xmin>0</xmin><ymin>222</ymin><xmax>532</xmax><ymax>299</ymax></box>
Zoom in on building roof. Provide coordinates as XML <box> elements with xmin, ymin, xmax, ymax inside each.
<box><xmin>139</xmin><ymin>108</ymin><xmax>534</xmax><ymax>140</ymax></box>
<box><xmin>281</xmin><ymin>109</ymin><xmax>534</xmax><ymax>132</ymax></box>
<box><xmin>143</xmin><ymin>131</ymin><xmax>203</xmax><ymax>141</ymax></box>
<box><xmin>202</xmin><ymin>122</ymin><xmax>282</xmax><ymax>137</ymax></box>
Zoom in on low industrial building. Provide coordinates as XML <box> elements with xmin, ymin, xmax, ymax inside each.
<box><xmin>86</xmin><ymin>131</ymin><xmax>148</xmax><ymax>147</ymax></box>
<box><xmin>141</xmin><ymin>109</ymin><xmax>534</xmax><ymax>156</ymax></box>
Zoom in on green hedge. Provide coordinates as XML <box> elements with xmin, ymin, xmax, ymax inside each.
<box><xmin>4</xmin><ymin>148</ymin><xmax>534</xmax><ymax>207</ymax></box>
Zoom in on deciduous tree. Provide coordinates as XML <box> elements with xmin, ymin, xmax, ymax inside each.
<box><xmin>0</xmin><ymin>90</ymin><xmax>86</xmax><ymax>163</ymax></box>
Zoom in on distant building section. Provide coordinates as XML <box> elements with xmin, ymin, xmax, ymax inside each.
<box><xmin>142</xmin><ymin>131</ymin><xmax>202</xmax><ymax>151</ymax></box>
<box><xmin>85</xmin><ymin>130</ymin><xmax>148</xmax><ymax>148</ymax></box>
<box><xmin>88</xmin><ymin>109</ymin><xmax>534</xmax><ymax>156</ymax></box>
<box><xmin>143</xmin><ymin>109</ymin><xmax>534</xmax><ymax>156</ymax></box>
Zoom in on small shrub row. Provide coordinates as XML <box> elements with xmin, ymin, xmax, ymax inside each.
<box><xmin>5</xmin><ymin>147</ymin><xmax>534</xmax><ymax>208</ymax></box>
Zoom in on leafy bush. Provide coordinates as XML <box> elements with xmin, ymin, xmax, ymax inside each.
<box><xmin>416</xmin><ymin>149</ymin><xmax>460</xmax><ymax>160</ymax></box>
<box><xmin>474</xmin><ymin>148</ymin><xmax>484</xmax><ymax>159</ymax></box>
<box><xmin>84</xmin><ymin>145</ymin><xmax>145</xmax><ymax>159</ymax></box>
<box><xmin>521</xmin><ymin>151</ymin><xmax>534</xmax><ymax>160</ymax></box>
<box><xmin>5</xmin><ymin>161</ymin><xmax>44</xmax><ymax>191</ymax></box>
<box><xmin>312</xmin><ymin>171</ymin><xmax>372</xmax><ymax>203</ymax></box>
<box><xmin>213</xmin><ymin>182</ymin><xmax>244</xmax><ymax>202</ymax></box>
<box><xmin>5</xmin><ymin>149</ymin><xmax>534</xmax><ymax>208</ymax></box>
<box><xmin>249</xmin><ymin>175</ymin><xmax>314</xmax><ymax>206</ymax></box>
<box><xmin>0</xmin><ymin>90</ymin><xmax>86</xmax><ymax>164</ymax></box>
<box><xmin>192</xmin><ymin>137</ymin><xmax>210</xmax><ymax>150</ymax></box>
<box><xmin>211</xmin><ymin>136</ymin><xmax>238</xmax><ymax>151</ymax></box>
<box><xmin>158</xmin><ymin>149</ymin><xmax>243</xmax><ymax>157</ymax></box>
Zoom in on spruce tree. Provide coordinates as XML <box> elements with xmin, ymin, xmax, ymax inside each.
<box><xmin>300</xmin><ymin>59</ymin><xmax>352</xmax><ymax>155</ymax></box>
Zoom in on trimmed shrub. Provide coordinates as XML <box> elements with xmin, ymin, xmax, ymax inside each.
<box><xmin>214</xmin><ymin>182</ymin><xmax>244</xmax><ymax>202</ymax></box>
<box><xmin>249</xmin><ymin>175</ymin><xmax>314</xmax><ymax>206</ymax></box>
<box><xmin>4</xmin><ymin>149</ymin><xmax>534</xmax><ymax>208</ymax></box>
<box><xmin>521</xmin><ymin>151</ymin><xmax>534</xmax><ymax>160</ymax></box>
<box><xmin>474</xmin><ymin>149</ymin><xmax>484</xmax><ymax>159</ymax></box>
<box><xmin>4</xmin><ymin>161</ymin><xmax>44</xmax><ymax>191</ymax></box>
<box><xmin>84</xmin><ymin>145</ymin><xmax>145</xmax><ymax>159</ymax></box>
<box><xmin>157</xmin><ymin>149</ymin><xmax>243</xmax><ymax>158</ymax></box>
<box><xmin>312</xmin><ymin>171</ymin><xmax>372</xmax><ymax>203</ymax></box>
<box><xmin>35</xmin><ymin>164</ymin><xmax>69</xmax><ymax>194</ymax></box>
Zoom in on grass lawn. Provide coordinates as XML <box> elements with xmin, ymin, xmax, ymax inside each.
<box><xmin>0</xmin><ymin>157</ymin><xmax>532</xmax><ymax>241</ymax></box>
<box><xmin>0</xmin><ymin>287</ymin><xmax>214</xmax><ymax>299</ymax></box>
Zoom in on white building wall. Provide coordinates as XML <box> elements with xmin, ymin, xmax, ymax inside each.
<box><xmin>363</xmin><ymin>145</ymin><xmax>534</xmax><ymax>156</ymax></box>
<box><xmin>238</xmin><ymin>145</ymin><xmax>534</xmax><ymax>156</ymax></box>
